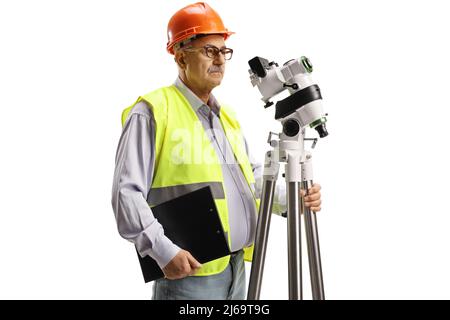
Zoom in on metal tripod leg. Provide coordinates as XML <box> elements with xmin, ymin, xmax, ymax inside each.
<box><xmin>247</xmin><ymin>141</ymin><xmax>325</xmax><ymax>300</ymax></box>
<box><xmin>247</xmin><ymin>179</ymin><xmax>277</xmax><ymax>300</ymax></box>
<box><xmin>247</xmin><ymin>151</ymin><xmax>279</xmax><ymax>300</ymax></box>
<box><xmin>287</xmin><ymin>181</ymin><xmax>303</xmax><ymax>299</ymax></box>
<box><xmin>302</xmin><ymin>156</ymin><xmax>325</xmax><ymax>300</ymax></box>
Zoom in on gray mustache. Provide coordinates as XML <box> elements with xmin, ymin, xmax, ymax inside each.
<box><xmin>208</xmin><ymin>66</ymin><xmax>223</xmax><ymax>73</ymax></box>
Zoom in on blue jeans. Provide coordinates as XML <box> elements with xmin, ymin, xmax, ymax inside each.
<box><xmin>152</xmin><ymin>250</ymin><xmax>246</xmax><ymax>300</ymax></box>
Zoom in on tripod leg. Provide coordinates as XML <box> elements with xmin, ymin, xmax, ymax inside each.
<box><xmin>287</xmin><ymin>181</ymin><xmax>303</xmax><ymax>300</ymax></box>
<box><xmin>247</xmin><ymin>152</ymin><xmax>279</xmax><ymax>300</ymax></box>
<box><xmin>302</xmin><ymin>157</ymin><xmax>325</xmax><ymax>300</ymax></box>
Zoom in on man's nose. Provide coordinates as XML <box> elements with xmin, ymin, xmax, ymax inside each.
<box><xmin>213</xmin><ymin>52</ymin><xmax>226</xmax><ymax>64</ymax></box>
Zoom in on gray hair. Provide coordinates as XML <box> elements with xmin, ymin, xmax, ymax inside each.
<box><xmin>173</xmin><ymin>34</ymin><xmax>213</xmax><ymax>52</ymax></box>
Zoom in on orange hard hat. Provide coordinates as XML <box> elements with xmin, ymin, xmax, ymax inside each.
<box><xmin>166</xmin><ymin>2</ymin><xmax>234</xmax><ymax>54</ymax></box>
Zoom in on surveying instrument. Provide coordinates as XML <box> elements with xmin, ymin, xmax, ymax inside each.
<box><xmin>247</xmin><ymin>56</ymin><xmax>328</xmax><ymax>300</ymax></box>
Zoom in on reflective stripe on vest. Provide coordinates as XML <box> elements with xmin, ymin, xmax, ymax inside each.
<box><xmin>122</xmin><ymin>85</ymin><xmax>260</xmax><ymax>275</ymax></box>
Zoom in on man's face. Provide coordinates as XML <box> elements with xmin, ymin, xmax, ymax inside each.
<box><xmin>179</xmin><ymin>35</ymin><xmax>228</xmax><ymax>92</ymax></box>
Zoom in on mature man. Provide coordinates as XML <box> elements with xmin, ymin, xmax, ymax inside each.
<box><xmin>111</xmin><ymin>2</ymin><xmax>322</xmax><ymax>300</ymax></box>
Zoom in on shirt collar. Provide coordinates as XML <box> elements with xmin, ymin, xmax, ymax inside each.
<box><xmin>174</xmin><ymin>77</ymin><xmax>221</xmax><ymax>118</ymax></box>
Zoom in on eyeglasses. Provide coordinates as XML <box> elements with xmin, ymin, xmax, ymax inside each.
<box><xmin>183</xmin><ymin>44</ymin><xmax>234</xmax><ymax>60</ymax></box>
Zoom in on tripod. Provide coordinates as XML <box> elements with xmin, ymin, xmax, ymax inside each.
<box><xmin>247</xmin><ymin>128</ymin><xmax>325</xmax><ymax>300</ymax></box>
<box><xmin>246</xmin><ymin>55</ymin><xmax>327</xmax><ymax>300</ymax></box>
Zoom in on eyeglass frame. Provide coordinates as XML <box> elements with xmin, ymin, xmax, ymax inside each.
<box><xmin>182</xmin><ymin>44</ymin><xmax>234</xmax><ymax>60</ymax></box>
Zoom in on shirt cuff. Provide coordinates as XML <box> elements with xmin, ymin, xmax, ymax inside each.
<box><xmin>149</xmin><ymin>235</ymin><xmax>181</xmax><ymax>269</ymax></box>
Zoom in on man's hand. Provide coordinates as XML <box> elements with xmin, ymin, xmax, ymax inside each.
<box><xmin>300</xmin><ymin>183</ymin><xmax>322</xmax><ymax>212</ymax></box>
<box><xmin>162</xmin><ymin>249</ymin><xmax>202</xmax><ymax>280</ymax></box>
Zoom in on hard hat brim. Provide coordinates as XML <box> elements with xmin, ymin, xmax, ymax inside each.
<box><xmin>167</xmin><ymin>30</ymin><xmax>235</xmax><ymax>54</ymax></box>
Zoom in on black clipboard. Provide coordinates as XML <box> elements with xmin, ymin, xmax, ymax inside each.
<box><xmin>136</xmin><ymin>186</ymin><xmax>231</xmax><ymax>282</ymax></box>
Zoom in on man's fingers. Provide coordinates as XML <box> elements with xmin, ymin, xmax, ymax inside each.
<box><xmin>186</xmin><ymin>252</ymin><xmax>202</xmax><ymax>269</ymax></box>
<box><xmin>305</xmin><ymin>199</ymin><xmax>321</xmax><ymax>207</ymax></box>
<box><xmin>304</xmin><ymin>193</ymin><xmax>321</xmax><ymax>202</ymax></box>
<box><xmin>300</xmin><ymin>184</ymin><xmax>321</xmax><ymax>197</ymax></box>
<box><xmin>301</xmin><ymin>183</ymin><xmax>322</xmax><ymax>213</ymax></box>
<box><xmin>188</xmin><ymin>269</ymin><xmax>197</xmax><ymax>276</ymax></box>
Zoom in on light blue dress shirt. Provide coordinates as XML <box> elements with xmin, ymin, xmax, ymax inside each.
<box><xmin>111</xmin><ymin>78</ymin><xmax>286</xmax><ymax>269</ymax></box>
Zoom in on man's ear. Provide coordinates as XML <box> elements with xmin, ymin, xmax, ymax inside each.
<box><xmin>175</xmin><ymin>51</ymin><xmax>187</xmax><ymax>69</ymax></box>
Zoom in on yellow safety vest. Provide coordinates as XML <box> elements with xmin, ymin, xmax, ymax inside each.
<box><xmin>122</xmin><ymin>85</ymin><xmax>260</xmax><ymax>276</ymax></box>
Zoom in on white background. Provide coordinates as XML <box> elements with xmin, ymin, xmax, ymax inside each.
<box><xmin>1</xmin><ymin>0</ymin><xmax>450</xmax><ymax>299</ymax></box>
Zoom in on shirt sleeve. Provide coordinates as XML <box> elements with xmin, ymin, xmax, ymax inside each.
<box><xmin>244</xmin><ymin>136</ymin><xmax>287</xmax><ymax>215</ymax></box>
<box><xmin>111</xmin><ymin>101</ymin><xmax>180</xmax><ymax>269</ymax></box>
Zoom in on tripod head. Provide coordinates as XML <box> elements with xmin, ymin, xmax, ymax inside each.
<box><xmin>248</xmin><ymin>56</ymin><xmax>328</xmax><ymax>139</ymax></box>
